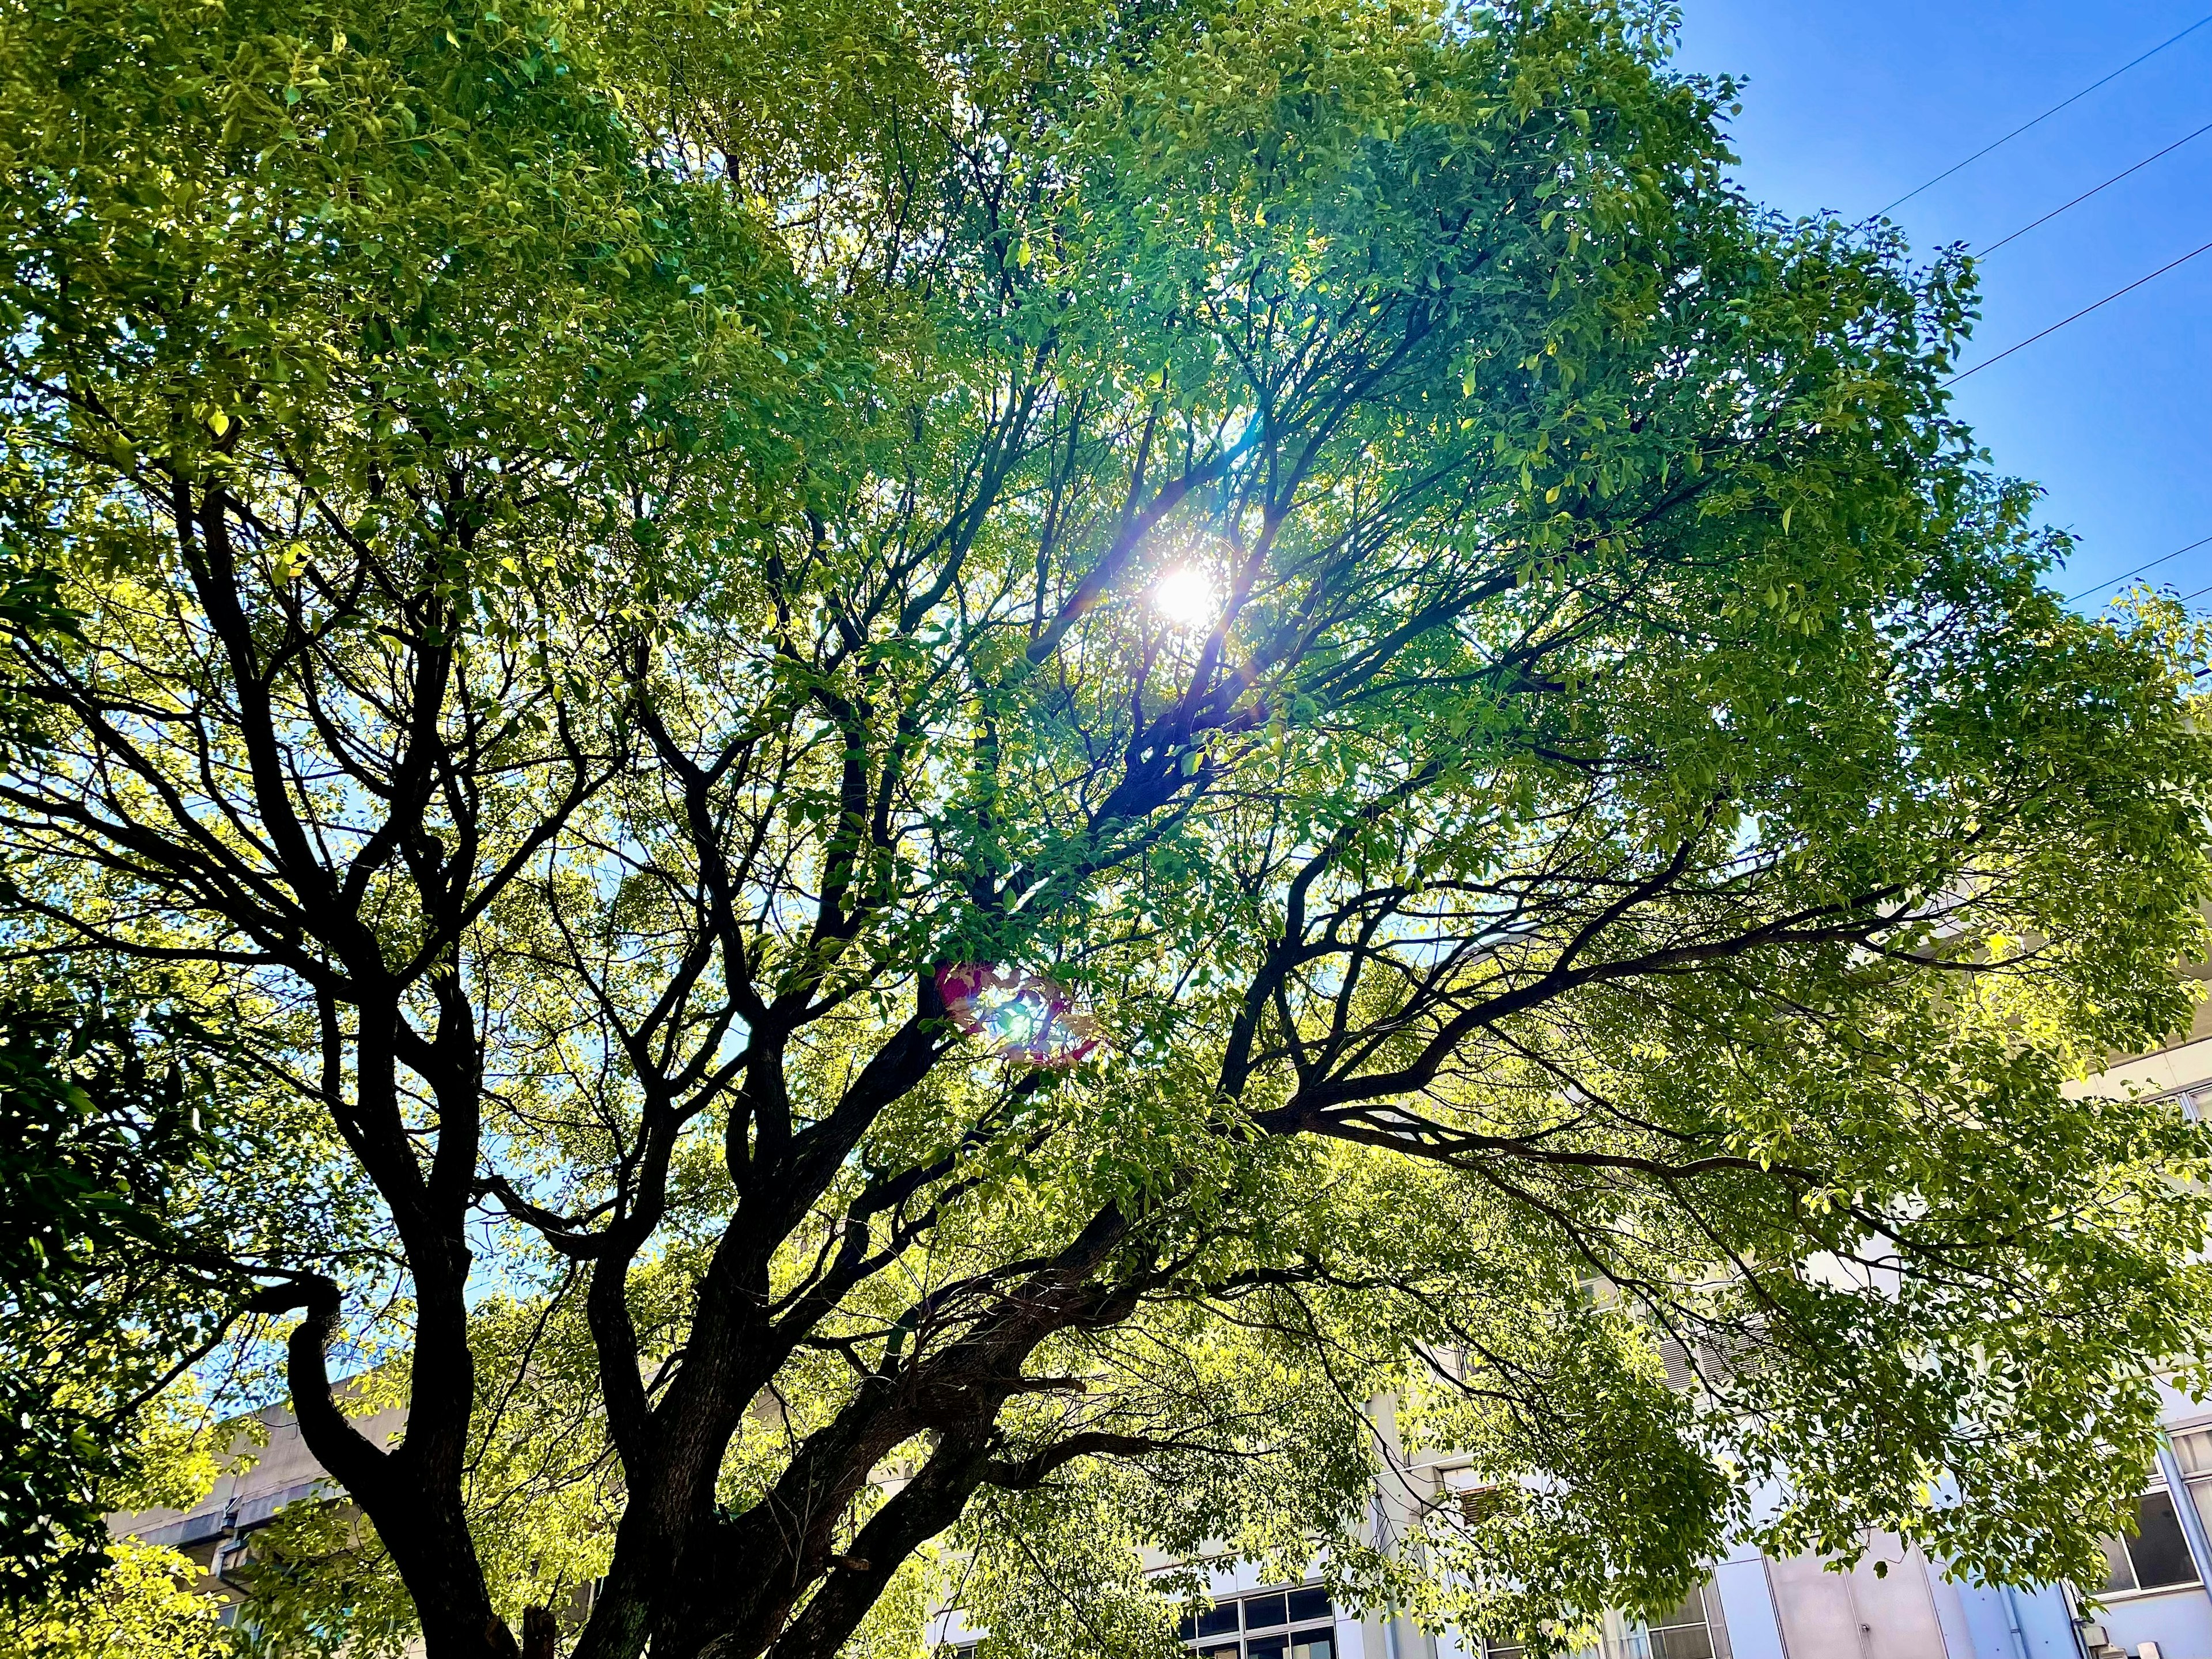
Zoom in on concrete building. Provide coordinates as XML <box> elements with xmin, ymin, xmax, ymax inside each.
<box><xmin>107</xmin><ymin>1389</ymin><xmax>404</xmax><ymax>1634</ymax></box>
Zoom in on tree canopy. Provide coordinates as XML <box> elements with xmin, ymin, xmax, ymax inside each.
<box><xmin>3</xmin><ymin>0</ymin><xmax>2211</xmax><ymax>1655</ymax></box>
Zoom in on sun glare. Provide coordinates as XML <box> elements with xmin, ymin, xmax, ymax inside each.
<box><xmin>1150</xmin><ymin>566</ymin><xmax>1219</xmax><ymax>631</ymax></box>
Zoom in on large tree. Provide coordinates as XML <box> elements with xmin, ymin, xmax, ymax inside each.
<box><xmin>3</xmin><ymin>0</ymin><xmax>2211</xmax><ymax>1654</ymax></box>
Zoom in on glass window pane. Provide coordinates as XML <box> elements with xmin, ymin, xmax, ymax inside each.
<box><xmin>1650</xmin><ymin>1626</ymin><xmax>1714</xmax><ymax>1659</ymax></box>
<box><xmin>1177</xmin><ymin>1618</ymin><xmax>1198</xmax><ymax>1641</ymax></box>
<box><xmin>2190</xmin><ymin>1476</ymin><xmax>2212</xmax><ymax>1543</ymax></box>
<box><xmin>1650</xmin><ymin>1586</ymin><xmax>1708</xmax><ymax>1629</ymax></box>
<box><xmin>2176</xmin><ymin>1430</ymin><xmax>2212</xmax><ymax>1476</ymax></box>
<box><xmin>2130</xmin><ymin>1490</ymin><xmax>2199</xmax><ymax>1588</ymax></box>
<box><xmin>1286</xmin><ymin>1589</ymin><xmax>1332</xmax><ymax>1625</ymax></box>
<box><xmin>1248</xmin><ymin>1635</ymin><xmax>1287</xmax><ymax>1659</ymax></box>
<box><xmin>1245</xmin><ymin>1596</ymin><xmax>1288</xmax><ymax>1631</ymax></box>
<box><xmin>2100</xmin><ymin>1533</ymin><xmax>2139</xmax><ymax>1594</ymax></box>
<box><xmin>1290</xmin><ymin>1629</ymin><xmax>1334</xmax><ymax>1659</ymax></box>
<box><xmin>1199</xmin><ymin>1645</ymin><xmax>1240</xmax><ymax>1659</ymax></box>
<box><xmin>1197</xmin><ymin>1607</ymin><xmax>1240</xmax><ymax>1638</ymax></box>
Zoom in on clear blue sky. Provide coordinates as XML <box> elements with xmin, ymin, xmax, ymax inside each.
<box><xmin>1669</xmin><ymin>1</ymin><xmax>2212</xmax><ymax>612</ymax></box>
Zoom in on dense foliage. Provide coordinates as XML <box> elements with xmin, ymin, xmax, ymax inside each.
<box><xmin>3</xmin><ymin>0</ymin><xmax>2211</xmax><ymax>1654</ymax></box>
<box><xmin>0</xmin><ymin>985</ymin><xmax>213</xmax><ymax>1601</ymax></box>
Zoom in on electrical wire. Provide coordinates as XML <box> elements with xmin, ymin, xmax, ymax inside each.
<box><xmin>1979</xmin><ymin>116</ymin><xmax>2212</xmax><ymax>256</ymax></box>
<box><xmin>2092</xmin><ymin>576</ymin><xmax>2212</xmax><ymax>607</ymax></box>
<box><xmin>2066</xmin><ymin>533</ymin><xmax>2212</xmax><ymax>603</ymax></box>
<box><xmin>1945</xmin><ymin>234</ymin><xmax>2212</xmax><ymax>384</ymax></box>
<box><xmin>1875</xmin><ymin>10</ymin><xmax>2212</xmax><ymax>217</ymax></box>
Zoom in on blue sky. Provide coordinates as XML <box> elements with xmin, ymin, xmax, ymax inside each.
<box><xmin>1669</xmin><ymin>1</ymin><xmax>2212</xmax><ymax>612</ymax></box>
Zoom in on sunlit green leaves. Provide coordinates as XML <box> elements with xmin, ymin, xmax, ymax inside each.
<box><xmin>2</xmin><ymin>0</ymin><xmax>2211</xmax><ymax>1654</ymax></box>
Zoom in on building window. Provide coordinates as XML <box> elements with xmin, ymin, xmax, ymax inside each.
<box><xmin>2169</xmin><ymin>1425</ymin><xmax>2212</xmax><ymax>1531</ymax></box>
<box><xmin>1638</xmin><ymin>1583</ymin><xmax>1722</xmax><ymax>1659</ymax></box>
<box><xmin>1178</xmin><ymin>1586</ymin><xmax>1335</xmax><ymax>1659</ymax></box>
<box><xmin>2173</xmin><ymin>1428</ymin><xmax>2212</xmax><ymax>1475</ymax></box>
<box><xmin>2100</xmin><ymin>1488</ymin><xmax>2199</xmax><ymax>1593</ymax></box>
<box><xmin>1482</xmin><ymin>1581</ymin><xmax>1725</xmax><ymax>1659</ymax></box>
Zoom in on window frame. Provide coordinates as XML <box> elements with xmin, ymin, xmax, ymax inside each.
<box><xmin>2097</xmin><ymin>1484</ymin><xmax>2202</xmax><ymax>1599</ymax></box>
<box><xmin>1176</xmin><ymin>1582</ymin><xmax>1339</xmax><ymax>1659</ymax></box>
<box><xmin>1476</xmin><ymin>1580</ymin><xmax>1730</xmax><ymax>1659</ymax></box>
<box><xmin>1637</xmin><ymin>1581</ymin><xmax>1724</xmax><ymax>1659</ymax></box>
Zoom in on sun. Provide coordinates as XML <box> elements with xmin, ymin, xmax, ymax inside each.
<box><xmin>1150</xmin><ymin>566</ymin><xmax>1219</xmax><ymax>631</ymax></box>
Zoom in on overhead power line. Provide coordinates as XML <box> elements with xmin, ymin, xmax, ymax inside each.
<box><xmin>1945</xmin><ymin>234</ymin><xmax>2212</xmax><ymax>384</ymax></box>
<box><xmin>1874</xmin><ymin>10</ymin><xmax>2212</xmax><ymax>217</ymax></box>
<box><xmin>1980</xmin><ymin>116</ymin><xmax>2212</xmax><ymax>256</ymax></box>
<box><xmin>2066</xmin><ymin>533</ymin><xmax>2212</xmax><ymax>603</ymax></box>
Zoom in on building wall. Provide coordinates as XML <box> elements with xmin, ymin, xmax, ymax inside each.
<box><xmin>109</xmin><ymin>1391</ymin><xmax>404</xmax><ymax>1619</ymax></box>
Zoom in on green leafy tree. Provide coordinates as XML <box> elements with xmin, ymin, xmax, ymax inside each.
<box><xmin>0</xmin><ymin>1539</ymin><xmax>233</xmax><ymax>1659</ymax></box>
<box><xmin>3</xmin><ymin>0</ymin><xmax>2211</xmax><ymax>1655</ymax></box>
<box><xmin>0</xmin><ymin>966</ymin><xmax>370</xmax><ymax>1619</ymax></box>
<box><xmin>0</xmin><ymin>982</ymin><xmax>240</xmax><ymax>1601</ymax></box>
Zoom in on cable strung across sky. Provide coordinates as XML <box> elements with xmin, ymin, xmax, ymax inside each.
<box><xmin>1945</xmin><ymin>235</ymin><xmax>2212</xmax><ymax>385</ymax></box>
<box><xmin>2066</xmin><ymin>533</ymin><xmax>2212</xmax><ymax>605</ymax></box>
<box><xmin>1872</xmin><ymin>9</ymin><xmax>2212</xmax><ymax>217</ymax></box>
<box><xmin>1978</xmin><ymin>116</ymin><xmax>2212</xmax><ymax>257</ymax></box>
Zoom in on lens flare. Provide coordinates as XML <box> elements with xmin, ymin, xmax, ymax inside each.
<box><xmin>935</xmin><ymin>964</ymin><xmax>1101</xmax><ymax>1068</ymax></box>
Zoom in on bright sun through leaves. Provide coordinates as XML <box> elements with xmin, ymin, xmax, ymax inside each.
<box><xmin>1150</xmin><ymin>566</ymin><xmax>1219</xmax><ymax>631</ymax></box>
